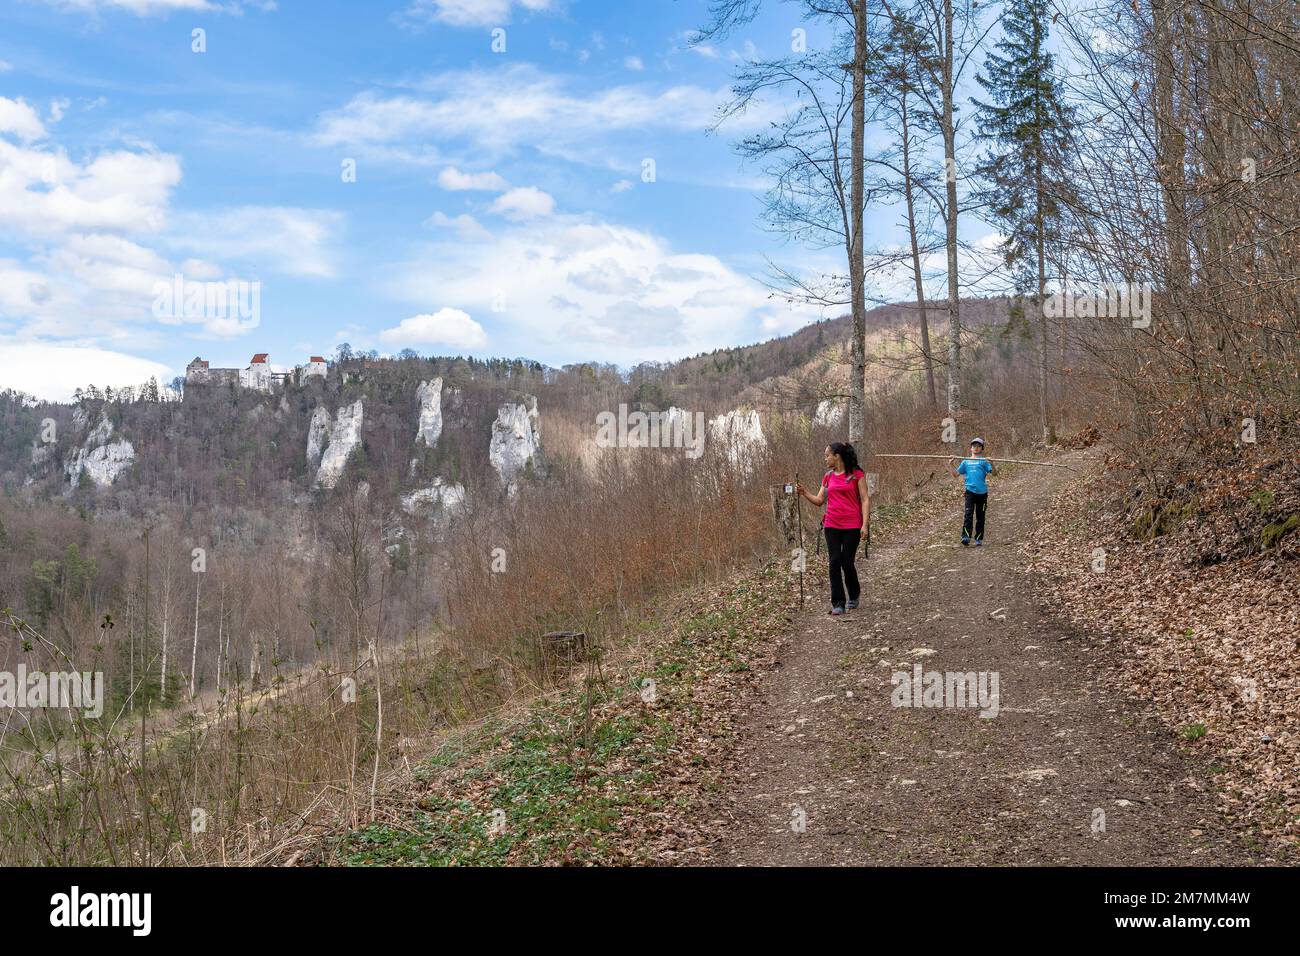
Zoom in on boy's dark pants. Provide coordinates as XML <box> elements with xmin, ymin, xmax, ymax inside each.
<box><xmin>963</xmin><ymin>491</ymin><xmax>988</xmax><ymax>542</ymax></box>
<box><xmin>823</xmin><ymin>527</ymin><xmax>861</xmax><ymax>608</ymax></box>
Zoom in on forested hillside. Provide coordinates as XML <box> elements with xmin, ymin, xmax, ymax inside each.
<box><xmin>0</xmin><ymin>291</ymin><xmax>1061</xmax><ymax>864</ymax></box>
<box><xmin>0</xmin><ymin>0</ymin><xmax>1294</xmax><ymax>882</ymax></box>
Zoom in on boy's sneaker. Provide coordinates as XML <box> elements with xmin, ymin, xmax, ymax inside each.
<box><xmin>846</xmin><ymin>599</ymin><xmax>859</xmax><ymax>610</ymax></box>
<box><xmin>829</xmin><ymin>606</ymin><xmax>845</xmax><ymax>616</ymax></box>
<box><xmin>974</xmin><ymin>539</ymin><xmax>983</xmax><ymax>547</ymax></box>
<box><xmin>961</xmin><ymin>537</ymin><xmax>970</xmax><ymax>546</ymax></box>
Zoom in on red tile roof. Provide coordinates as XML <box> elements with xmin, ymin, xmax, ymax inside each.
<box><xmin>250</xmin><ymin>353</ymin><xmax>269</xmax><ymax>364</ymax></box>
<box><xmin>309</xmin><ymin>356</ymin><xmax>326</xmax><ymax>363</ymax></box>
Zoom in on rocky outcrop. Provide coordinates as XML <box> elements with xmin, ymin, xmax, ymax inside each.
<box><xmin>85</xmin><ymin>415</ymin><xmax>113</xmax><ymax>448</ymax></box>
<box><xmin>626</xmin><ymin>405</ymin><xmax>694</xmax><ymax>448</ymax></box>
<box><xmin>707</xmin><ymin>408</ymin><xmax>767</xmax><ymax>470</ymax></box>
<box><xmin>400</xmin><ymin>477</ymin><xmax>466</xmax><ymax>518</ymax></box>
<box><xmin>415</xmin><ymin>379</ymin><xmax>443</xmax><ymax>448</ymax></box>
<box><xmin>65</xmin><ymin>414</ymin><xmax>135</xmax><ymax>488</ymax></box>
<box><xmin>489</xmin><ymin>397</ymin><xmax>542</xmax><ymax>495</ymax></box>
<box><xmin>314</xmin><ymin>400</ymin><xmax>364</xmax><ymax>489</ymax></box>
<box><xmin>814</xmin><ymin>399</ymin><xmax>845</xmax><ymax>427</ymax></box>
<box><xmin>306</xmin><ymin>406</ymin><xmax>331</xmax><ymax>467</ymax></box>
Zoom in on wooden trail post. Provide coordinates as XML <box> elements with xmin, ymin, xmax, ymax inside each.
<box><xmin>769</xmin><ymin>481</ymin><xmax>804</xmax><ymax>608</ymax></box>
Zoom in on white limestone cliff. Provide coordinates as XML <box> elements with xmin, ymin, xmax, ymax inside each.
<box><xmin>306</xmin><ymin>405</ymin><xmax>331</xmax><ymax>468</ymax></box>
<box><xmin>489</xmin><ymin>397</ymin><xmax>542</xmax><ymax>495</ymax></box>
<box><xmin>814</xmin><ymin>399</ymin><xmax>846</xmax><ymax>427</ymax></box>
<box><xmin>415</xmin><ymin>378</ymin><xmax>443</xmax><ymax>448</ymax></box>
<box><xmin>65</xmin><ymin>415</ymin><xmax>135</xmax><ymax>488</ymax></box>
<box><xmin>314</xmin><ymin>400</ymin><xmax>364</xmax><ymax>489</ymax></box>
<box><xmin>707</xmin><ymin>408</ymin><xmax>767</xmax><ymax>469</ymax></box>
<box><xmin>400</xmin><ymin>477</ymin><xmax>466</xmax><ymax>518</ymax></box>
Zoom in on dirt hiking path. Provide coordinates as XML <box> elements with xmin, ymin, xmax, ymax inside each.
<box><xmin>710</xmin><ymin>457</ymin><xmax>1264</xmax><ymax>865</ymax></box>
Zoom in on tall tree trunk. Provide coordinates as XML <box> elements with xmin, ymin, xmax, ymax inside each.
<box><xmin>1036</xmin><ymin>191</ymin><xmax>1050</xmax><ymax>444</ymax></box>
<box><xmin>139</xmin><ymin>528</ymin><xmax>149</xmax><ymax>715</ymax></box>
<box><xmin>848</xmin><ymin>0</ymin><xmax>868</xmax><ymax>444</ymax></box>
<box><xmin>190</xmin><ymin>572</ymin><xmax>201</xmax><ymax>701</ymax></box>
<box><xmin>127</xmin><ymin>584</ymin><xmax>135</xmax><ymax>716</ymax></box>
<box><xmin>901</xmin><ymin>91</ymin><xmax>938</xmax><ymax>410</ymax></box>
<box><xmin>1034</xmin><ymin>21</ymin><xmax>1050</xmax><ymax>445</ymax></box>
<box><xmin>1152</xmin><ymin>0</ymin><xmax>1189</xmax><ymax>289</ymax></box>
<box><xmin>159</xmin><ymin>579</ymin><xmax>170</xmax><ymax>705</ymax></box>
<box><xmin>215</xmin><ymin>586</ymin><xmax>225</xmax><ymax>695</ymax></box>
<box><xmin>1057</xmin><ymin>244</ymin><xmax>1067</xmax><ymax>395</ymax></box>
<box><xmin>941</xmin><ymin>0</ymin><xmax>962</xmax><ymax>417</ymax></box>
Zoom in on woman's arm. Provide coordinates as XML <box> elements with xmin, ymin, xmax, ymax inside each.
<box><xmin>795</xmin><ymin>481</ymin><xmax>826</xmax><ymax>506</ymax></box>
<box><xmin>852</xmin><ymin>472</ymin><xmax>870</xmax><ymax>532</ymax></box>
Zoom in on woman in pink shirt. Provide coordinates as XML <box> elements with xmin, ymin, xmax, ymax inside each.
<box><xmin>796</xmin><ymin>442</ymin><xmax>869</xmax><ymax>616</ymax></box>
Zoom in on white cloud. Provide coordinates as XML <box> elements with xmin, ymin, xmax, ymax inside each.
<box><xmin>682</xmin><ymin>32</ymin><xmax>720</xmax><ymax>59</ymax></box>
<box><xmin>0</xmin><ymin>114</ymin><xmax>335</xmax><ymax>364</ymax></box>
<box><xmin>425</xmin><ymin>211</ymin><xmax>491</xmax><ymax>240</ymax></box>
<box><xmin>0</xmin><ymin>61</ymin><xmax>14</xmax><ymax>73</ymax></box>
<box><xmin>0</xmin><ymin>340</ymin><xmax>173</xmax><ymax>403</ymax></box>
<box><xmin>37</xmin><ymin>0</ymin><xmax>265</xmax><ymax>17</ymax></box>
<box><xmin>0</xmin><ymin>97</ymin><xmax>48</xmax><ymax>143</ymax></box>
<box><xmin>730</xmin><ymin>40</ymin><xmax>759</xmax><ymax>62</ymax></box>
<box><xmin>610</xmin><ymin>179</ymin><xmax>634</xmax><ymax>193</ymax></box>
<box><xmin>396</xmin><ymin>0</ymin><xmax>557</xmax><ymax>29</ymax></box>
<box><xmin>379</xmin><ymin>308</ymin><xmax>488</xmax><ymax>350</ymax></box>
<box><xmin>45</xmin><ymin>233</ymin><xmax>173</xmax><ymax>299</ymax></box>
<box><xmin>1</xmin><ymin>244</ymin><xmax>262</xmax><ymax>342</ymax></box>
<box><xmin>0</xmin><ymin>259</ymin><xmax>73</xmax><ymax>319</ymax></box>
<box><xmin>437</xmin><ymin>166</ymin><xmax>509</xmax><ymax>191</ymax></box>
<box><xmin>0</xmin><ymin>135</ymin><xmax>180</xmax><ymax>237</ymax></box>
<box><xmin>624</xmin><ymin>56</ymin><xmax>644</xmax><ymax>71</ymax></box>
<box><xmin>489</xmin><ymin>186</ymin><xmax>554</xmax><ymax>220</ymax></box>
<box><xmin>383</xmin><ymin>215</ymin><xmax>820</xmax><ymax>365</ymax></box>
<box><xmin>313</xmin><ymin>65</ymin><xmax>754</xmax><ymax>160</ymax></box>
<box><xmin>166</xmin><ymin>206</ymin><xmax>343</xmax><ymax>278</ymax></box>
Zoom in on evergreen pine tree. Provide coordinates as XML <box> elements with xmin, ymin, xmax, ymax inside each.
<box><xmin>972</xmin><ymin>0</ymin><xmax>1074</xmax><ymax>442</ymax></box>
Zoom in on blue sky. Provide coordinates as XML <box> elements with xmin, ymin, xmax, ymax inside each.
<box><xmin>0</xmin><ymin>0</ymin><xmax>994</xmax><ymax>400</ymax></box>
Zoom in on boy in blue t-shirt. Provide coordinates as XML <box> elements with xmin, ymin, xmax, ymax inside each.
<box><xmin>948</xmin><ymin>438</ymin><xmax>996</xmax><ymax>546</ymax></box>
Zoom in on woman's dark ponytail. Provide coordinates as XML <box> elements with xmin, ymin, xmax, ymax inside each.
<box><xmin>829</xmin><ymin>441</ymin><xmax>861</xmax><ymax>476</ymax></box>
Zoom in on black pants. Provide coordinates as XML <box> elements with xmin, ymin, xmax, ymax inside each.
<box><xmin>963</xmin><ymin>491</ymin><xmax>988</xmax><ymax>542</ymax></box>
<box><xmin>823</xmin><ymin>527</ymin><xmax>861</xmax><ymax>608</ymax></box>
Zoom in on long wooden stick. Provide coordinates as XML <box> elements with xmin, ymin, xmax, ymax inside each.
<box><xmin>794</xmin><ymin>470</ymin><xmax>805</xmax><ymax>608</ymax></box>
<box><xmin>872</xmin><ymin>453</ymin><xmax>1075</xmax><ymax>469</ymax></box>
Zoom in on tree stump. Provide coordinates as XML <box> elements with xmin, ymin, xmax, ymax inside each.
<box><xmin>540</xmin><ymin>630</ymin><xmax>586</xmax><ymax>681</ymax></box>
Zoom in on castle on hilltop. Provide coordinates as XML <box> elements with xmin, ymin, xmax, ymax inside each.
<box><xmin>185</xmin><ymin>354</ymin><xmax>329</xmax><ymax>392</ymax></box>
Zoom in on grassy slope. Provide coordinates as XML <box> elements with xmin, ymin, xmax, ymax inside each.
<box><xmin>314</xmin><ymin>492</ymin><xmax>938</xmax><ymax>866</ymax></box>
<box><xmin>326</xmin><ymin>562</ymin><xmax>792</xmax><ymax>866</ymax></box>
